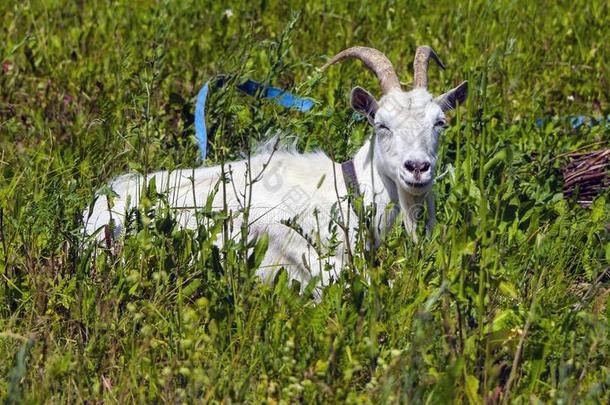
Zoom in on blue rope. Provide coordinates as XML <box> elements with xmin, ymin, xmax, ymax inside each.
<box><xmin>194</xmin><ymin>81</ymin><xmax>209</xmax><ymax>161</ymax></box>
<box><xmin>236</xmin><ymin>79</ymin><xmax>314</xmax><ymax>113</ymax></box>
<box><xmin>535</xmin><ymin>115</ymin><xmax>610</xmax><ymax>129</ymax></box>
<box><xmin>194</xmin><ymin>78</ymin><xmax>314</xmax><ymax>161</ymax></box>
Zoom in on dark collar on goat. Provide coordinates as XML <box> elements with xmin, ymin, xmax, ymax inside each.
<box><xmin>341</xmin><ymin>159</ymin><xmax>362</xmax><ymax>199</ymax></box>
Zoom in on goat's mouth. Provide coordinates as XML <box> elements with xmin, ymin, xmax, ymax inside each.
<box><xmin>406</xmin><ymin>180</ymin><xmax>431</xmax><ymax>189</ymax></box>
<box><xmin>399</xmin><ymin>174</ymin><xmax>432</xmax><ymax>190</ymax></box>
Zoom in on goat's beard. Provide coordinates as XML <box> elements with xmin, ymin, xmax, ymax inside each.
<box><xmin>397</xmin><ymin>188</ymin><xmax>426</xmax><ymax>240</ymax></box>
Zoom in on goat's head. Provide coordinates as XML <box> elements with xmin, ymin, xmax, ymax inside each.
<box><xmin>323</xmin><ymin>46</ymin><xmax>468</xmax><ymax>196</ymax></box>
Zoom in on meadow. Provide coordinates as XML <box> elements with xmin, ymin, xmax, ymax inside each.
<box><xmin>1</xmin><ymin>0</ymin><xmax>609</xmax><ymax>402</ymax></box>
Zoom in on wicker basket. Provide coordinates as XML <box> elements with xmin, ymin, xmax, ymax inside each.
<box><xmin>562</xmin><ymin>148</ymin><xmax>610</xmax><ymax>207</ymax></box>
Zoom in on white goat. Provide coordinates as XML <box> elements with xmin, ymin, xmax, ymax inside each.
<box><xmin>84</xmin><ymin>46</ymin><xmax>467</xmax><ymax>292</ymax></box>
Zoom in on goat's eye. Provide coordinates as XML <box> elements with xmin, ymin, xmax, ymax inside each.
<box><xmin>376</xmin><ymin>123</ymin><xmax>390</xmax><ymax>132</ymax></box>
<box><xmin>434</xmin><ymin>119</ymin><xmax>448</xmax><ymax>129</ymax></box>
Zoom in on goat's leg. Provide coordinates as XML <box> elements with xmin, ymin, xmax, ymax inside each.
<box><xmin>253</xmin><ymin>224</ymin><xmax>322</xmax><ymax>288</ymax></box>
<box><xmin>253</xmin><ymin>221</ymin><xmax>346</xmax><ymax>299</ymax></box>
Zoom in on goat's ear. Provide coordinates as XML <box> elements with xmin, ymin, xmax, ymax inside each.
<box><xmin>435</xmin><ymin>80</ymin><xmax>468</xmax><ymax>112</ymax></box>
<box><xmin>351</xmin><ymin>86</ymin><xmax>378</xmax><ymax>124</ymax></box>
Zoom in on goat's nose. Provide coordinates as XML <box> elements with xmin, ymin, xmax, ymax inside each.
<box><xmin>404</xmin><ymin>160</ymin><xmax>431</xmax><ymax>173</ymax></box>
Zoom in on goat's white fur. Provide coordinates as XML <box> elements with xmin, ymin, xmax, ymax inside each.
<box><xmin>84</xmin><ymin>49</ymin><xmax>467</xmax><ymax>295</ymax></box>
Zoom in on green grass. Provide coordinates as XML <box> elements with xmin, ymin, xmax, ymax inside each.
<box><xmin>1</xmin><ymin>0</ymin><xmax>609</xmax><ymax>402</ymax></box>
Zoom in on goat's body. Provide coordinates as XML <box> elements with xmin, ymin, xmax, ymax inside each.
<box><xmin>84</xmin><ymin>141</ymin><xmax>409</xmax><ymax>291</ymax></box>
<box><xmin>84</xmin><ymin>45</ymin><xmax>467</xmax><ymax>296</ymax></box>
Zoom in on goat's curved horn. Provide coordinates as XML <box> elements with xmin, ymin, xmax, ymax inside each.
<box><xmin>321</xmin><ymin>46</ymin><xmax>401</xmax><ymax>94</ymax></box>
<box><xmin>413</xmin><ymin>46</ymin><xmax>446</xmax><ymax>88</ymax></box>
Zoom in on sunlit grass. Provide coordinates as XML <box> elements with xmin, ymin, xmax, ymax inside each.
<box><xmin>0</xmin><ymin>0</ymin><xmax>608</xmax><ymax>402</ymax></box>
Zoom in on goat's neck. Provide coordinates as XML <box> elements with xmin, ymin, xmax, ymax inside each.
<box><xmin>351</xmin><ymin>138</ymin><xmax>401</xmax><ymax>242</ymax></box>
